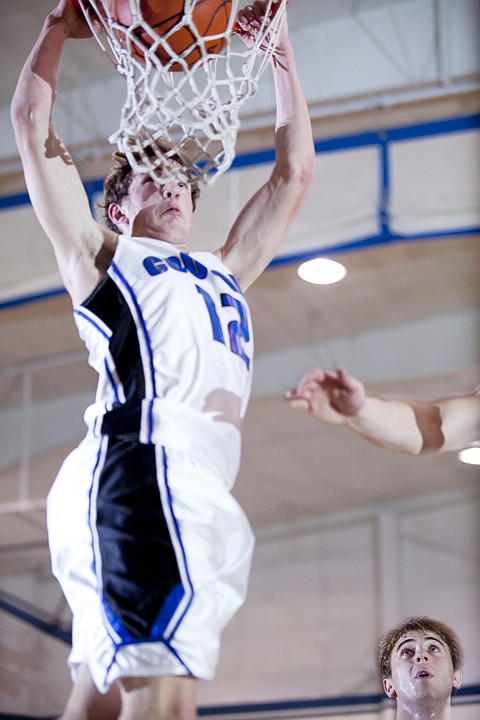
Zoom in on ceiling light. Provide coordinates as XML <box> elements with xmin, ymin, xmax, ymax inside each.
<box><xmin>457</xmin><ymin>447</ymin><xmax>480</xmax><ymax>465</ymax></box>
<box><xmin>297</xmin><ymin>258</ymin><xmax>347</xmax><ymax>285</ymax></box>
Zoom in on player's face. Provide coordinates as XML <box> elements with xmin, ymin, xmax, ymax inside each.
<box><xmin>383</xmin><ymin>631</ymin><xmax>462</xmax><ymax>708</ymax></box>
<box><xmin>121</xmin><ymin>165</ymin><xmax>194</xmax><ymax>248</ymax></box>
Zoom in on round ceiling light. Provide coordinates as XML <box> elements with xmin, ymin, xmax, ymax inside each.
<box><xmin>297</xmin><ymin>257</ymin><xmax>347</xmax><ymax>285</ymax></box>
<box><xmin>457</xmin><ymin>447</ymin><xmax>480</xmax><ymax>465</ymax></box>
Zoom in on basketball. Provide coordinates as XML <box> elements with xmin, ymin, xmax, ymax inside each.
<box><xmin>111</xmin><ymin>0</ymin><xmax>233</xmax><ymax>70</ymax></box>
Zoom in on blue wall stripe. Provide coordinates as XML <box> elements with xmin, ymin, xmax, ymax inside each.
<box><xmin>270</xmin><ymin>225</ymin><xmax>480</xmax><ymax>269</ymax></box>
<box><xmin>197</xmin><ymin>688</ymin><xmax>480</xmax><ymax>716</ymax></box>
<box><xmin>0</xmin><ymin>287</ymin><xmax>66</xmax><ymax>310</ymax></box>
<box><xmin>377</xmin><ymin>134</ymin><xmax>390</xmax><ymax>238</ymax></box>
<box><xmin>231</xmin><ymin>147</ymin><xmax>276</xmax><ymax>168</ymax></box>
<box><xmin>386</xmin><ymin>113</ymin><xmax>480</xmax><ymax>142</ymax></box>
<box><xmin>314</xmin><ymin>131</ymin><xmax>381</xmax><ymax>154</ymax></box>
<box><xmin>1</xmin><ymin>114</ymin><xmax>479</xmax><ymax>310</ymax></box>
<box><xmin>0</xmin><ymin>190</ymin><xmax>31</xmax><ymax>210</ymax></box>
<box><xmin>2</xmin><ymin>115</ymin><xmax>478</xmax><ymax>212</ymax></box>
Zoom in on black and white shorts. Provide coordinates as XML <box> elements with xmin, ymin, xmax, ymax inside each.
<box><xmin>47</xmin><ymin>433</ymin><xmax>254</xmax><ymax>693</ymax></box>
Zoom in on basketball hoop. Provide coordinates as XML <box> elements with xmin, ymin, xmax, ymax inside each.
<box><xmin>75</xmin><ymin>0</ymin><xmax>288</xmax><ymax>185</ymax></box>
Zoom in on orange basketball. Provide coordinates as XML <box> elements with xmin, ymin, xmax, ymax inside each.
<box><xmin>111</xmin><ymin>0</ymin><xmax>233</xmax><ymax>70</ymax></box>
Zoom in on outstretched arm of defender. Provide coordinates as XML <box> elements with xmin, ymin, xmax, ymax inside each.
<box><xmin>286</xmin><ymin>367</ymin><xmax>480</xmax><ymax>455</ymax></box>
<box><xmin>217</xmin><ymin>0</ymin><xmax>315</xmax><ymax>290</ymax></box>
<box><xmin>10</xmin><ymin>0</ymin><xmax>116</xmax><ymax>306</ymax></box>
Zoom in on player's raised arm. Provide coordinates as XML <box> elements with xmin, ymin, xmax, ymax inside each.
<box><xmin>217</xmin><ymin>0</ymin><xmax>315</xmax><ymax>291</ymax></box>
<box><xmin>287</xmin><ymin>367</ymin><xmax>480</xmax><ymax>456</ymax></box>
<box><xmin>10</xmin><ymin>0</ymin><xmax>117</xmax><ymax>306</ymax></box>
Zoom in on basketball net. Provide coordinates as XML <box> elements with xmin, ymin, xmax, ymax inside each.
<box><xmin>76</xmin><ymin>0</ymin><xmax>288</xmax><ymax>185</ymax></box>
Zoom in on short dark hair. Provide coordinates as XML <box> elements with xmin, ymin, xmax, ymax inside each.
<box><xmin>378</xmin><ymin>616</ymin><xmax>464</xmax><ymax>679</ymax></box>
<box><xmin>100</xmin><ymin>140</ymin><xmax>200</xmax><ymax>232</ymax></box>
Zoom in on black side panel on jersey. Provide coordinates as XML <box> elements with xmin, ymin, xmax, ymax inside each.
<box><xmin>83</xmin><ymin>274</ymin><xmax>146</xmax><ymax>401</ymax></box>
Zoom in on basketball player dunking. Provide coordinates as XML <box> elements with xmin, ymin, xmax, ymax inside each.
<box><xmin>11</xmin><ymin>1</ymin><xmax>314</xmax><ymax>718</ymax></box>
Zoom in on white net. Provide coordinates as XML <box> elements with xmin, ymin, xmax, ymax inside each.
<box><xmin>76</xmin><ymin>0</ymin><xmax>288</xmax><ymax>185</ymax></box>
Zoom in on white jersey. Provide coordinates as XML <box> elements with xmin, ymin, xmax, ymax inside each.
<box><xmin>73</xmin><ymin>235</ymin><xmax>254</xmax><ymax>487</ymax></box>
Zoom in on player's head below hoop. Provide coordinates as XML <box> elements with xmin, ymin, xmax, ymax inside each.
<box><xmin>378</xmin><ymin>616</ymin><xmax>464</xmax><ymax>681</ymax></box>
<box><xmin>101</xmin><ymin>138</ymin><xmax>201</xmax><ymax>234</ymax></box>
<box><xmin>378</xmin><ymin>616</ymin><xmax>463</xmax><ymax>720</ymax></box>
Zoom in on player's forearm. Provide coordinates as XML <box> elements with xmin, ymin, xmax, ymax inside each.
<box><xmin>271</xmin><ymin>39</ymin><xmax>315</xmax><ymax>186</ymax></box>
<box><xmin>11</xmin><ymin>16</ymin><xmax>67</xmax><ymax>143</ymax></box>
<box><xmin>344</xmin><ymin>397</ymin><xmax>428</xmax><ymax>455</ymax></box>
<box><xmin>347</xmin><ymin>394</ymin><xmax>480</xmax><ymax>455</ymax></box>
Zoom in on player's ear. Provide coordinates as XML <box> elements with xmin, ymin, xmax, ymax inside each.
<box><xmin>108</xmin><ymin>203</ymin><xmax>128</xmax><ymax>227</ymax></box>
<box><xmin>453</xmin><ymin>669</ymin><xmax>463</xmax><ymax>690</ymax></box>
<box><xmin>383</xmin><ymin>678</ymin><xmax>396</xmax><ymax>698</ymax></box>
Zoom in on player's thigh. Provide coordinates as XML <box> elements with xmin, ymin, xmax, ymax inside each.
<box><xmin>60</xmin><ymin>664</ymin><xmax>121</xmax><ymax>720</ymax></box>
<box><xmin>119</xmin><ymin>674</ymin><xmax>197</xmax><ymax>720</ymax></box>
